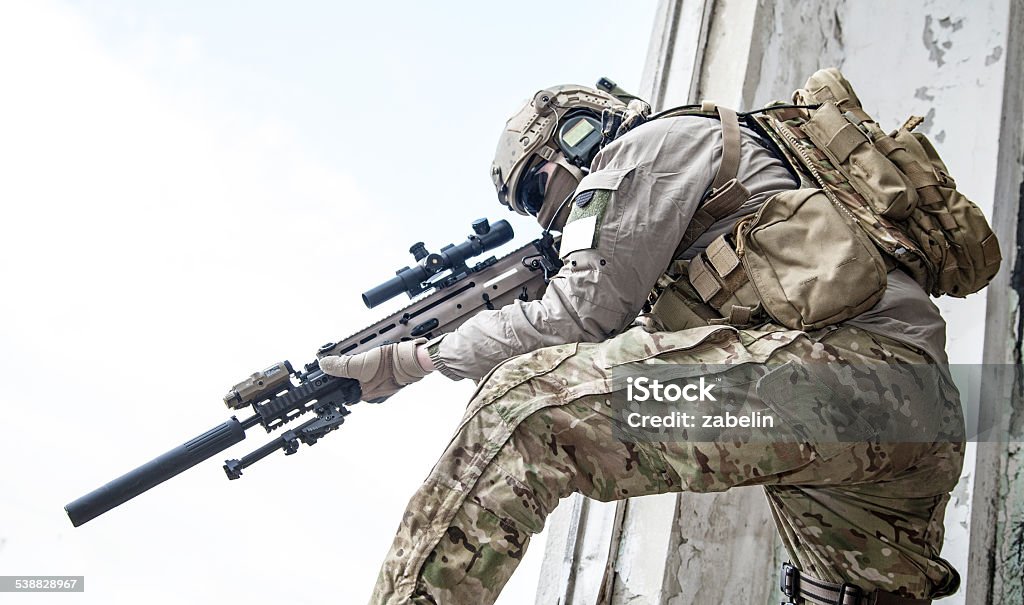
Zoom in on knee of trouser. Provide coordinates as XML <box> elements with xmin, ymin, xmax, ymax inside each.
<box><xmin>467</xmin><ymin>411</ymin><xmax>568</xmax><ymax>537</ymax></box>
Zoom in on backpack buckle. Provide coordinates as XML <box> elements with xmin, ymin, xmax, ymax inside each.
<box><xmin>933</xmin><ymin>167</ymin><xmax>954</xmax><ymax>187</ymax></box>
<box><xmin>842</xmin><ymin>110</ymin><xmax>873</xmax><ymax>140</ymax></box>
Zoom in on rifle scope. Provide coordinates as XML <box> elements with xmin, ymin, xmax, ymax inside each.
<box><xmin>362</xmin><ymin>218</ymin><xmax>513</xmax><ymax>308</ymax></box>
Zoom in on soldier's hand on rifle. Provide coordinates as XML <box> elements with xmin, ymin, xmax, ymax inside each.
<box><xmin>318</xmin><ymin>338</ymin><xmax>433</xmax><ymax>403</ymax></box>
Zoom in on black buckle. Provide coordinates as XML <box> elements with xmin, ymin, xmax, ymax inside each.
<box><xmin>780</xmin><ymin>562</ymin><xmax>799</xmax><ymax>599</ymax></box>
<box><xmin>837</xmin><ymin>581</ymin><xmax>863</xmax><ymax>605</ymax></box>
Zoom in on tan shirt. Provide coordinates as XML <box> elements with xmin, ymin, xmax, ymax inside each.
<box><xmin>433</xmin><ymin>116</ymin><xmax>947</xmax><ymax>380</ymax></box>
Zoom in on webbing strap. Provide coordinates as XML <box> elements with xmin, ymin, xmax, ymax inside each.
<box><xmin>712</xmin><ymin>105</ymin><xmax>742</xmax><ymax>190</ymax></box>
<box><xmin>903</xmin><ymin>165</ymin><xmax>944</xmax><ymax>204</ymax></box>
<box><xmin>687</xmin><ymin>234</ymin><xmax>756</xmax><ymax>313</ymax></box>
<box><xmin>688</xmin><ymin>255</ymin><xmax>720</xmax><ymax>302</ymax></box>
<box><xmin>905</xmin><ymin>166</ymin><xmax>940</xmax><ymax>188</ymax></box>
<box><xmin>706</xmin><ymin>234</ymin><xmax>741</xmax><ymax>276</ymax></box>
<box><xmin>936</xmin><ymin>211</ymin><xmax>958</xmax><ymax>230</ymax></box>
<box><xmin>670</xmin><ymin>104</ymin><xmax>748</xmax><ymax>262</ymax></box>
<box><xmin>780</xmin><ymin>563</ymin><xmax>933</xmax><ymax>605</ymax></box>
<box><xmin>674</xmin><ymin>178</ymin><xmax>750</xmax><ymax>260</ymax></box>
<box><xmin>873</xmin><ymin>135</ymin><xmax>901</xmax><ymax>156</ymax></box>
<box><xmin>727</xmin><ymin>304</ymin><xmax>754</xmax><ymax>325</ymax></box>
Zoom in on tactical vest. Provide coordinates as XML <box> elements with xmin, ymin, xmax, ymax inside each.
<box><xmin>648</xmin><ymin>67</ymin><xmax>1002</xmax><ymax>332</ymax></box>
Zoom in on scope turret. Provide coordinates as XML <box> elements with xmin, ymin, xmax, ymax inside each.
<box><xmin>361</xmin><ymin>219</ymin><xmax>514</xmax><ymax>308</ymax></box>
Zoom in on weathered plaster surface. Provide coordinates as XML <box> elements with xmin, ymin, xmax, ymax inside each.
<box><xmin>970</xmin><ymin>0</ymin><xmax>1024</xmax><ymax>600</ymax></box>
<box><xmin>662</xmin><ymin>489</ymin><xmax>779</xmax><ymax>605</ymax></box>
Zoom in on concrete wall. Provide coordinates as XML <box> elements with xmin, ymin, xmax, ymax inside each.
<box><xmin>969</xmin><ymin>0</ymin><xmax>1024</xmax><ymax>601</ymax></box>
<box><xmin>535</xmin><ymin>1</ymin><xmax>1022</xmax><ymax>603</ymax></box>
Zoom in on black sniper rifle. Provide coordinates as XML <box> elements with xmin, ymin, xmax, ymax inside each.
<box><xmin>64</xmin><ymin>218</ymin><xmax>561</xmax><ymax>527</ymax></box>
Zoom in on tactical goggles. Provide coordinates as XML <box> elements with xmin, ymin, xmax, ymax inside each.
<box><xmin>515</xmin><ymin>159</ymin><xmax>549</xmax><ymax>216</ymax></box>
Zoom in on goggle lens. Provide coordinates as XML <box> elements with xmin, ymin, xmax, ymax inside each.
<box><xmin>516</xmin><ymin>161</ymin><xmax>548</xmax><ymax>216</ymax></box>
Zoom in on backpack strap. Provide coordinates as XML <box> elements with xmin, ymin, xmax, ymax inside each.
<box><xmin>672</xmin><ymin>103</ymin><xmax>749</xmax><ymax>260</ymax></box>
<box><xmin>710</xmin><ymin>104</ymin><xmax>742</xmax><ymax>189</ymax></box>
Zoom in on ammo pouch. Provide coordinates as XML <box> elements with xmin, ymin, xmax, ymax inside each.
<box><xmin>648</xmin><ymin>264</ymin><xmax>722</xmax><ymax>332</ymax></box>
<box><xmin>676</xmin><ymin>189</ymin><xmax>887</xmax><ymax>331</ymax></box>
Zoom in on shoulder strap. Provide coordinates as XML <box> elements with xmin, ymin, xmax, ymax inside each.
<box><xmin>672</xmin><ymin>104</ymin><xmax>748</xmax><ymax>260</ymax></box>
<box><xmin>711</xmin><ymin>105</ymin><xmax>741</xmax><ymax>189</ymax></box>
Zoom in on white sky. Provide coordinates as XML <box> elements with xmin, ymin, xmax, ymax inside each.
<box><xmin>0</xmin><ymin>1</ymin><xmax>656</xmax><ymax>603</ymax></box>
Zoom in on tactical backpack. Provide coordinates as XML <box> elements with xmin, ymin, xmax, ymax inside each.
<box><xmin>650</xmin><ymin>67</ymin><xmax>1002</xmax><ymax>332</ymax></box>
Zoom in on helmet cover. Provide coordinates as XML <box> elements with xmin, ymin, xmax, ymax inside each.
<box><xmin>491</xmin><ymin>85</ymin><xmax>624</xmax><ymax>226</ymax></box>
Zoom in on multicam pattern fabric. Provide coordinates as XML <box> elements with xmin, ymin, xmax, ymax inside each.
<box><xmin>369</xmin><ymin>324</ymin><xmax>964</xmax><ymax>604</ymax></box>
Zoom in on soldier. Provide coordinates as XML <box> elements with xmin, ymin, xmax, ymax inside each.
<box><xmin>319</xmin><ymin>83</ymin><xmax>965</xmax><ymax>604</ymax></box>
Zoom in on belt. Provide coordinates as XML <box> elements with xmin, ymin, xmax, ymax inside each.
<box><xmin>780</xmin><ymin>563</ymin><xmax>933</xmax><ymax>605</ymax></box>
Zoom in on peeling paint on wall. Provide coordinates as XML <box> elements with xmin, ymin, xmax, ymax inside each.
<box><xmin>917</xmin><ymin>107</ymin><xmax>937</xmax><ymax>134</ymax></box>
<box><xmin>745</xmin><ymin>0</ymin><xmax>848</xmax><ymax>106</ymax></box>
<box><xmin>832</xmin><ymin>8</ymin><xmax>845</xmax><ymax>48</ymax></box>
<box><xmin>1010</xmin><ymin>519</ymin><xmax>1024</xmax><ymax>573</ymax></box>
<box><xmin>923</xmin><ymin>16</ymin><xmax>945</xmax><ymax>66</ymax></box>
<box><xmin>940</xmin><ymin>16</ymin><xmax>965</xmax><ymax>31</ymax></box>
<box><xmin>923</xmin><ymin>14</ymin><xmax>966</xmax><ymax>67</ymax></box>
<box><xmin>986</xmin><ymin>45</ymin><xmax>1004</xmax><ymax>65</ymax></box>
<box><xmin>1011</xmin><ymin>178</ymin><xmax>1024</xmax><ymax>426</ymax></box>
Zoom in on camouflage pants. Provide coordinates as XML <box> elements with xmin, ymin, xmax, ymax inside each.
<box><xmin>369</xmin><ymin>324</ymin><xmax>964</xmax><ymax>604</ymax></box>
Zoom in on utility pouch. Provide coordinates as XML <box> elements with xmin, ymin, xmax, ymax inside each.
<box><xmin>649</xmin><ymin>266</ymin><xmax>722</xmax><ymax>331</ymax></box>
<box><xmin>801</xmin><ymin>101</ymin><xmax>918</xmax><ymax>220</ymax></box>
<box><xmin>879</xmin><ymin>127</ymin><xmax>1002</xmax><ymax>296</ymax></box>
<box><xmin>699</xmin><ymin>188</ymin><xmax>888</xmax><ymax>330</ymax></box>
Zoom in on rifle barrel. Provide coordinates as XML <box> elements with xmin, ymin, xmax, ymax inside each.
<box><xmin>65</xmin><ymin>417</ymin><xmax>247</xmax><ymax>527</ymax></box>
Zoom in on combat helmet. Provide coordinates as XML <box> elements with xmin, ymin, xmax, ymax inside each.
<box><xmin>491</xmin><ymin>84</ymin><xmax>625</xmax><ymax>230</ymax></box>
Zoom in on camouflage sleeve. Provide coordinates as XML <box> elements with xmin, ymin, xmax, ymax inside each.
<box><xmin>432</xmin><ymin>116</ymin><xmax>796</xmax><ymax>381</ymax></box>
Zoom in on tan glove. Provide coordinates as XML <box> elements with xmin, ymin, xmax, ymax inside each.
<box><xmin>602</xmin><ymin>99</ymin><xmax>652</xmax><ymax>143</ymax></box>
<box><xmin>616</xmin><ymin>99</ymin><xmax>652</xmax><ymax>137</ymax></box>
<box><xmin>318</xmin><ymin>338</ymin><xmax>429</xmax><ymax>403</ymax></box>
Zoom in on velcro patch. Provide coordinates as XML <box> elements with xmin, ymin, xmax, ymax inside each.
<box><xmin>561</xmin><ymin>189</ymin><xmax>611</xmax><ymax>258</ymax></box>
<box><xmin>574</xmin><ymin>190</ymin><xmax>595</xmax><ymax>208</ymax></box>
<box><xmin>559</xmin><ymin>215</ymin><xmax>598</xmax><ymax>258</ymax></box>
